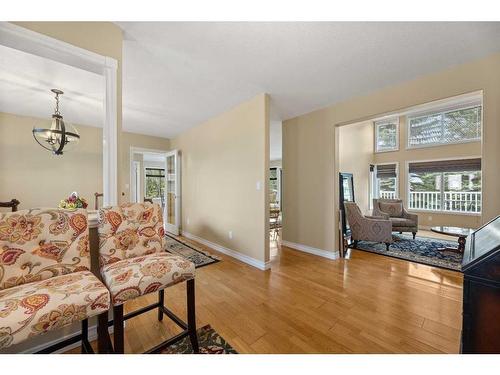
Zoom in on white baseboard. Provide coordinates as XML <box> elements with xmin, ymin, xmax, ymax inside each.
<box><xmin>182</xmin><ymin>231</ymin><xmax>271</xmax><ymax>271</ymax></box>
<box><xmin>281</xmin><ymin>240</ymin><xmax>338</xmax><ymax>260</ymax></box>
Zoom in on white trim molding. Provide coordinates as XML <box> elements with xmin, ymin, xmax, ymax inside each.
<box><xmin>103</xmin><ymin>59</ymin><xmax>118</xmax><ymax>206</ymax></box>
<box><xmin>0</xmin><ymin>22</ymin><xmax>111</xmax><ymax>74</ymax></box>
<box><xmin>281</xmin><ymin>240</ymin><xmax>338</xmax><ymax>260</ymax></box>
<box><xmin>182</xmin><ymin>231</ymin><xmax>271</xmax><ymax>271</ymax></box>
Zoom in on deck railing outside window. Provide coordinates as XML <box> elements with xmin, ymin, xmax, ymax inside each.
<box><xmin>379</xmin><ymin>191</ymin><xmax>482</xmax><ymax>213</ymax></box>
<box><xmin>379</xmin><ymin>191</ymin><xmax>396</xmax><ymax>199</ymax></box>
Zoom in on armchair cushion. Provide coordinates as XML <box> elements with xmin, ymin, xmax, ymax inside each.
<box><xmin>390</xmin><ymin>217</ymin><xmax>416</xmax><ymax>227</ymax></box>
<box><xmin>101</xmin><ymin>253</ymin><xmax>195</xmax><ymax>305</ymax></box>
<box><xmin>0</xmin><ymin>271</ymin><xmax>110</xmax><ymax>350</ymax></box>
<box><xmin>378</xmin><ymin>201</ymin><xmax>403</xmax><ymax>218</ymax></box>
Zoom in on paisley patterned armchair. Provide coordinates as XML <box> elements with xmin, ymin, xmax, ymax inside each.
<box><xmin>373</xmin><ymin>199</ymin><xmax>418</xmax><ymax>239</ymax></box>
<box><xmin>0</xmin><ymin>208</ymin><xmax>110</xmax><ymax>352</ymax></box>
<box><xmin>97</xmin><ymin>202</ymin><xmax>198</xmax><ymax>353</ymax></box>
<box><xmin>344</xmin><ymin>202</ymin><xmax>393</xmax><ymax>250</ymax></box>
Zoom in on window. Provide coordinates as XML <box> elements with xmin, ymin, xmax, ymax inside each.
<box><xmin>408</xmin><ymin>158</ymin><xmax>481</xmax><ymax>213</ymax></box>
<box><xmin>407</xmin><ymin>105</ymin><xmax>481</xmax><ymax>148</ymax></box>
<box><xmin>371</xmin><ymin>163</ymin><xmax>398</xmax><ymax>201</ymax></box>
<box><xmin>375</xmin><ymin>118</ymin><xmax>398</xmax><ymax>152</ymax></box>
<box><xmin>145</xmin><ymin>168</ymin><xmax>165</xmax><ymax>202</ymax></box>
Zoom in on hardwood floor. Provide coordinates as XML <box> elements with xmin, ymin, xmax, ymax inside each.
<box><xmin>75</xmin><ymin>235</ymin><xmax>463</xmax><ymax>354</ymax></box>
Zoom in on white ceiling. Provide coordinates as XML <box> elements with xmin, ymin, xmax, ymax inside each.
<box><xmin>3</xmin><ymin>23</ymin><xmax>500</xmax><ymax>140</ymax></box>
<box><xmin>0</xmin><ymin>44</ymin><xmax>104</xmax><ymax>127</ymax></box>
<box><xmin>118</xmin><ymin>22</ymin><xmax>500</xmax><ymax>138</ymax></box>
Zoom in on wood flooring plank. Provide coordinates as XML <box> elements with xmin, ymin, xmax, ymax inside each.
<box><xmin>66</xmin><ymin>236</ymin><xmax>463</xmax><ymax>354</ymax></box>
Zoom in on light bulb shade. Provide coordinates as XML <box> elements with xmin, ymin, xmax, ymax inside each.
<box><xmin>33</xmin><ymin>115</ymin><xmax>80</xmax><ymax>155</ymax></box>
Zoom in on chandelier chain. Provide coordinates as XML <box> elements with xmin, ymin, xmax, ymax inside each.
<box><xmin>54</xmin><ymin>91</ymin><xmax>60</xmax><ymax>115</ymax></box>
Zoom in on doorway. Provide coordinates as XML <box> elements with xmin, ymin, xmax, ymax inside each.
<box><xmin>269</xmin><ymin>120</ymin><xmax>283</xmax><ymax>257</ymax></box>
<box><xmin>130</xmin><ymin>147</ymin><xmax>180</xmax><ymax>235</ymax></box>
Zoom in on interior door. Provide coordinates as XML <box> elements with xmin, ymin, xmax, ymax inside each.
<box><xmin>165</xmin><ymin>150</ymin><xmax>180</xmax><ymax>235</ymax></box>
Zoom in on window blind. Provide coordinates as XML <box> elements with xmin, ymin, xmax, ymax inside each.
<box><xmin>376</xmin><ymin>163</ymin><xmax>397</xmax><ymax>178</ymax></box>
<box><xmin>408</xmin><ymin>158</ymin><xmax>481</xmax><ymax>174</ymax></box>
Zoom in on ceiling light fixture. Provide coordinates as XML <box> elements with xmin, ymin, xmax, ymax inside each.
<box><xmin>32</xmin><ymin>89</ymin><xmax>80</xmax><ymax>155</ymax></box>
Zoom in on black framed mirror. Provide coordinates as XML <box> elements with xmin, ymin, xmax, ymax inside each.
<box><xmin>339</xmin><ymin>172</ymin><xmax>355</xmax><ymax>237</ymax></box>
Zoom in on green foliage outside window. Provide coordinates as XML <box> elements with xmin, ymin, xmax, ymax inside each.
<box><xmin>145</xmin><ymin>168</ymin><xmax>165</xmax><ymax>199</ymax></box>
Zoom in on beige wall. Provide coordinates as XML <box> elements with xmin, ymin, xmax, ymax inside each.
<box><xmin>372</xmin><ymin>115</ymin><xmax>481</xmax><ymax>228</ymax></box>
<box><xmin>0</xmin><ymin>112</ymin><xmax>169</xmax><ymax>212</ymax></box>
<box><xmin>172</xmin><ymin>94</ymin><xmax>270</xmax><ymax>263</ymax></box>
<box><xmin>338</xmin><ymin>121</ymin><xmax>374</xmax><ymax>214</ymax></box>
<box><xmin>283</xmin><ymin>52</ymin><xmax>500</xmax><ymax>253</ymax></box>
<box><xmin>0</xmin><ymin>112</ymin><xmax>103</xmax><ymax>211</ymax></box>
<box><xmin>13</xmin><ymin>22</ymin><xmax>124</xmax><ymax>199</ymax></box>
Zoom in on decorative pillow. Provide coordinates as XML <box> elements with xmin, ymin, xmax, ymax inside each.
<box><xmin>379</xmin><ymin>202</ymin><xmax>403</xmax><ymax>218</ymax></box>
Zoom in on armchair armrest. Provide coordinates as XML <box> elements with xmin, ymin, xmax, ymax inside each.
<box><xmin>402</xmin><ymin>207</ymin><xmax>418</xmax><ymax>225</ymax></box>
<box><xmin>357</xmin><ymin>215</ymin><xmax>393</xmax><ymax>243</ymax></box>
<box><xmin>372</xmin><ymin>204</ymin><xmax>390</xmax><ymax>220</ymax></box>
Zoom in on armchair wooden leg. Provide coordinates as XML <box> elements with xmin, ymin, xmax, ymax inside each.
<box><xmin>97</xmin><ymin>311</ymin><xmax>112</xmax><ymax>353</ymax></box>
<box><xmin>187</xmin><ymin>279</ymin><xmax>199</xmax><ymax>353</ymax></box>
<box><xmin>113</xmin><ymin>305</ymin><xmax>125</xmax><ymax>354</ymax></box>
<box><xmin>158</xmin><ymin>289</ymin><xmax>165</xmax><ymax>321</ymax></box>
<box><xmin>412</xmin><ymin>232</ymin><xmax>416</xmax><ymax>239</ymax></box>
<box><xmin>385</xmin><ymin>242</ymin><xmax>390</xmax><ymax>251</ymax></box>
<box><xmin>352</xmin><ymin>240</ymin><xmax>358</xmax><ymax>248</ymax></box>
<box><xmin>81</xmin><ymin>318</ymin><xmax>89</xmax><ymax>354</ymax></box>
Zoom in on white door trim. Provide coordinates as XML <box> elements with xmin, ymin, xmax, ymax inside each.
<box><xmin>129</xmin><ymin>146</ymin><xmax>170</xmax><ymax>203</ymax></box>
<box><xmin>165</xmin><ymin>149</ymin><xmax>180</xmax><ymax>235</ymax></box>
<box><xmin>0</xmin><ymin>22</ymin><xmax>118</xmax><ymax>205</ymax></box>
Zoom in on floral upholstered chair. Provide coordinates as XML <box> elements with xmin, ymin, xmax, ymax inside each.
<box><xmin>344</xmin><ymin>202</ymin><xmax>393</xmax><ymax>250</ymax></box>
<box><xmin>0</xmin><ymin>208</ymin><xmax>110</xmax><ymax>353</ymax></box>
<box><xmin>98</xmin><ymin>202</ymin><xmax>198</xmax><ymax>353</ymax></box>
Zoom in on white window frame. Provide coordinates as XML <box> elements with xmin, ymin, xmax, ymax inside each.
<box><xmin>374</xmin><ymin>118</ymin><xmax>399</xmax><ymax>153</ymax></box>
<box><xmin>406</xmin><ymin>104</ymin><xmax>482</xmax><ymax>150</ymax></box>
<box><xmin>372</xmin><ymin>162</ymin><xmax>399</xmax><ymax>201</ymax></box>
<box><xmin>405</xmin><ymin>157</ymin><xmax>482</xmax><ymax>216</ymax></box>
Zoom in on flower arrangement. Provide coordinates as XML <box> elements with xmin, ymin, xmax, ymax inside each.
<box><xmin>59</xmin><ymin>192</ymin><xmax>88</xmax><ymax>210</ymax></box>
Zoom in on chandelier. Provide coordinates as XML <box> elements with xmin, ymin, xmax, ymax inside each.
<box><xmin>32</xmin><ymin>89</ymin><xmax>80</xmax><ymax>155</ymax></box>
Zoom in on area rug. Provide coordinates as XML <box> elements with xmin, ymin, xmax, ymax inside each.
<box><xmin>353</xmin><ymin>234</ymin><xmax>463</xmax><ymax>271</ymax></box>
<box><xmin>165</xmin><ymin>235</ymin><xmax>220</xmax><ymax>268</ymax></box>
<box><xmin>160</xmin><ymin>325</ymin><xmax>237</xmax><ymax>354</ymax></box>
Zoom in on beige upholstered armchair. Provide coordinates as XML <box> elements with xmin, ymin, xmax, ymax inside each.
<box><xmin>372</xmin><ymin>199</ymin><xmax>418</xmax><ymax>239</ymax></box>
<box><xmin>344</xmin><ymin>202</ymin><xmax>393</xmax><ymax>250</ymax></box>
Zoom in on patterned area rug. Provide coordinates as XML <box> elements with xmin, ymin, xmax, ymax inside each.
<box><xmin>165</xmin><ymin>235</ymin><xmax>220</xmax><ymax>268</ymax></box>
<box><xmin>353</xmin><ymin>234</ymin><xmax>463</xmax><ymax>271</ymax></box>
<box><xmin>161</xmin><ymin>325</ymin><xmax>237</xmax><ymax>354</ymax></box>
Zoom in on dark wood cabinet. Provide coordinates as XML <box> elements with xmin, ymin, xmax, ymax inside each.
<box><xmin>461</xmin><ymin>215</ymin><xmax>500</xmax><ymax>353</ymax></box>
